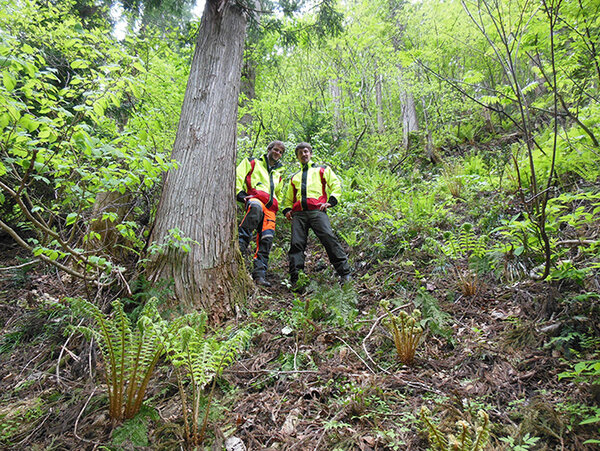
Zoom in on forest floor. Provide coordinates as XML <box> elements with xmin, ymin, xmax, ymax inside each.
<box><xmin>0</xmin><ymin>231</ymin><xmax>599</xmax><ymax>450</ymax></box>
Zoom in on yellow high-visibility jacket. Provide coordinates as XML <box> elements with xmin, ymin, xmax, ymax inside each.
<box><xmin>235</xmin><ymin>155</ymin><xmax>284</xmax><ymax>213</ymax></box>
<box><xmin>282</xmin><ymin>163</ymin><xmax>342</xmax><ymax>213</ymax></box>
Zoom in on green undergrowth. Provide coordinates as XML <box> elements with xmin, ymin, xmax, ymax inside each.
<box><xmin>1</xmin><ymin>141</ymin><xmax>599</xmax><ymax>448</ymax></box>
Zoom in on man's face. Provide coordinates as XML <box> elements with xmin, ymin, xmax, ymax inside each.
<box><xmin>296</xmin><ymin>147</ymin><xmax>312</xmax><ymax>165</ymax></box>
<box><xmin>267</xmin><ymin>145</ymin><xmax>284</xmax><ymax>164</ymax></box>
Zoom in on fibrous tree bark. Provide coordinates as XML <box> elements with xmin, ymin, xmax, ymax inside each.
<box><xmin>149</xmin><ymin>0</ymin><xmax>251</xmax><ymax>320</ymax></box>
<box><xmin>329</xmin><ymin>77</ymin><xmax>343</xmax><ymax>134</ymax></box>
<box><xmin>401</xmin><ymin>90</ymin><xmax>418</xmax><ymax>149</ymax></box>
<box><xmin>375</xmin><ymin>72</ymin><xmax>385</xmax><ymax>133</ymax></box>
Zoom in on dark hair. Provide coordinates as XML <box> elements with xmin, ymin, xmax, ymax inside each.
<box><xmin>295</xmin><ymin>142</ymin><xmax>312</xmax><ymax>155</ymax></box>
<box><xmin>267</xmin><ymin>140</ymin><xmax>285</xmax><ymax>153</ymax></box>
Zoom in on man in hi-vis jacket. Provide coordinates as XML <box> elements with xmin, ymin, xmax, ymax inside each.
<box><xmin>282</xmin><ymin>142</ymin><xmax>351</xmax><ymax>290</ymax></box>
<box><xmin>236</xmin><ymin>141</ymin><xmax>285</xmax><ymax>287</ymax></box>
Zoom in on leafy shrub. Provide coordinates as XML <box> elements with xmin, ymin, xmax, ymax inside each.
<box><xmin>559</xmin><ymin>360</ymin><xmax>600</xmax><ymax>385</ymax></box>
<box><xmin>499</xmin><ymin>432</ymin><xmax>540</xmax><ymax>450</ymax></box>
<box><xmin>0</xmin><ymin>0</ymin><xmax>177</xmax><ymax>281</ymax></box>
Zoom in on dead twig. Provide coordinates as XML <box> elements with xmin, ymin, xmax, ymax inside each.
<box><xmin>15</xmin><ymin>408</ymin><xmax>52</xmax><ymax>446</ymax></box>
<box><xmin>335</xmin><ymin>335</ymin><xmax>376</xmax><ymax>374</ymax></box>
<box><xmin>56</xmin><ymin>319</ymin><xmax>84</xmax><ymax>385</ymax></box>
<box><xmin>362</xmin><ymin>303</ymin><xmax>411</xmax><ymax>374</ymax></box>
<box><xmin>0</xmin><ymin>259</ymin><xmax>40</xmax><ymax>271</ymax></box>
<box><xmin>74</xmin><ymin>387</ymin><xmax>98</xmax><ymax>445</ymax></box>
<box><xmin>226</xmin><ymin>368</ymin><xmax>319</xmax><ymax>375</ymax></box>
<box><xmin>293</xmin><ymin>339</ymin><xmax>299</xmax><ymax>372</ymax></box>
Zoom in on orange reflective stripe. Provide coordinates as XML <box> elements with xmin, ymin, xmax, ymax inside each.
<box><xmin>254</xmin><ymin>201</ymin><xmax>276</xmax><ymax>259</ymax></box>
<box><xmin>241</xmin><ymin>198</ymin><xmax>276</xmax><ymax>231</ymax></box>
<box><xmin>262</xmin><ymin>208</ymin><xmax>276</xmax><ymax>232</ymax></box>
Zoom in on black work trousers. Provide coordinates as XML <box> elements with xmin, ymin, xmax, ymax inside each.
<box><xmin>288</xmin><ymin>210</ymin><xmax>350</xmax><ymax>279</ymax></box>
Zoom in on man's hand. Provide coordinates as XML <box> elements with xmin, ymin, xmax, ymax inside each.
<box><xmin>285</xmin><ymin>211</ymin><xmax>292</xmax><ymax>221</ymax></box>
<box><xmin>319</xmin><ymin>202</ymin><xmax>331</xmax><ymax>211</ymax></box>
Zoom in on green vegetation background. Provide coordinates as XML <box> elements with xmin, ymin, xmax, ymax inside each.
<box><xmin>0</xmin><ymin>0</ymin><xmax>599</xmax><ymax>449</ymax></box>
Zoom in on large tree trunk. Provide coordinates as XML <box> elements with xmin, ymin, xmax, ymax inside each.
<box><xmin>329</xmin><ymin>77</ymin><xmax>343</xmax><ymax>134</ymax></box>
<box><xmin>401</xmin><ymin>90</ymin><xmax>418</xmax><ymax>150</ymax></box>
<box><xmin>149</xmin><ymin>0</ymin><xmax>251</xmax><ymax>320</ymax></box>
<box><xmin>239</xmin><ymin>55</ymin><xmax>257</xmax><ymax>138</ymax></box>
<box><xmin>375</xmin><ymin>72</ymin><xmax>385</xmax><ymax>134</ymax></box>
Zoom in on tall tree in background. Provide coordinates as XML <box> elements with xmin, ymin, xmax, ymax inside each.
<box><xmin>149</xmin><ymin>0</ymin><xmax>251</xmax><ymax>319</ymax></box>
<box><xmin>149</xmin><ymin>0</ymin><xmax>343</xmax><ymax>319</ymax></box>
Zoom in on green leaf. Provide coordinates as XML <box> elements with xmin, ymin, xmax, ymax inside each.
<box><xmin>479</xmin><ymin>95</ymin><xmax>499</xmax><ymax>105</ymax></box>
<box><xmin>70</xmin><ymin>59</ymin><xmax>89</xmax><ymax>69</ymax></box>
<box><xmin>66</xmin><ymin>213</ymin><xmax>78</xmax><ymax>226</ymax></box>
<box><xmin>463</xmin><ymin>70</ymin><xmax>484</xmax><ymax>84</ymax></box>
<box><xmin>128</xmin><ymin>79</ymin><xmax>142</xmax><ymax>98</ymax></box>
<box><xmin>38</xmin><ymin>128</ymin><xmax>51</xmax><ymax>139</ymax></box>
<box><xmin>21</xmin><ymin>43</ymin><xmax>34</xmax><ymax>54</ymax></box>
<box><xmin>142</xmin><ymin>158</ymin><xmax>153</xmax><ymax>172</ymax></box>
<box><xmin>3</xmin><ymin>71</ymin><xmax>16</xmax><ymax>91</ymax></box>
<box><xmin>133</xmin><ymin>61</ymin><xmax>146</xmax><ymax>73</ymax></box>
<box><xmin>93</xmin><ymin>101</ymin><xmax>105</xmax><ymax>117</ymax></box>
<box><xmin>579</xmin><ymin>416</ymin><xmax>600</xmax><ymax>425</ymax></box>
<box><xmin>0</xmin><ymin>113</ymin><xmax>9</xmax><ymax>128</ymax></box>
<box><xmin>19</xmin><ymin>114</ymin><xmax>39</xmax><ymax>132</ymax></box>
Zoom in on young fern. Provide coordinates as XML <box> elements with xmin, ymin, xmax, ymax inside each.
<box><xmin>442</xmin><ymin>223</ymin><xmax>486</xmax><ymax>296</ymax></box>
<box><xmin>441</xmin><ymin>161</ymin><xmax>465</xmax><ymax>199</ymax></box>
<box><xmin>420</xmin><ymin>406</ymin><xmax>490</xmax><ymax>451</ymax></box>
<box><xmin>165</xmin><ymin>317</ymin><xmax>252</xmax><ymax>446</ymax></box>
<box><xmin>442</xmin><ymin>223</ymin><xmax>487</xmax><ymax>261</ymax></box>
<box><xmin>380</xmin><ymin>300</ymin><xmax>423</xmax><ymax>365</ymax></box>
<box><xmin>68</xmin><ymin>297</ymin><xmax>173</xmax><ymax>423</ymax></box>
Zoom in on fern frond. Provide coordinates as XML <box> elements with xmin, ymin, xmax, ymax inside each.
<box><xmin>455</xmin><ymin>420</ymin><xmax>471</xmax><ymax>449</ymax></box>
<box><xmin>419</xmin><ymin>406</ymin><xmax>491</xmax><ymax>451</ymax></box>
<box><xmin>68</xmin><ymin>296</ymin><xmax>169</xmax><ymax>421</ymax></box>
<box><xmin>420</xmin><ymin>406</ymin><xmax>448</xmax><ymax>450</ymax></box>
<box><xmin>380</xmin><ymin>302</ymin><xmax>423</xmax><ymax>365</ymax></box>
<box><xmin>164</xmin><ymin>320</ymin><xmax>256</xmax><ymax>447</ymax></box>
<box><xmin>214</xmin><ymin>330</ymin><xmax>251</xmax><ymax>375</ymax></box>
<box><xmin>190</xmin><ymin>340</ymin><xmax>217</xmax><ymax>388</ymax></box>
<box><xmin>441</xmin><ymin>223</ymin><xmax>487</xmax><ymax>261</ymax></box>
<box><xmin>470</xmin><ymin>410</ymin><xmax>490</xmax><ymax>451</ymax></box>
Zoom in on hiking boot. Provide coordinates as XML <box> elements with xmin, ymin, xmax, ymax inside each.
<box><xmin>289</xmin><ymin>274</ymin><xmax>304</xmax><ymax>293</ymax></box>
<box><xmin>340</xmin><ymin>274</ymin><xmax>352</xmax><ymax>284</ymax></box>
<box><xmin>254</xmin><ymin>276</ymin><xmax>271</xmax><ymax>287</ymax></box>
